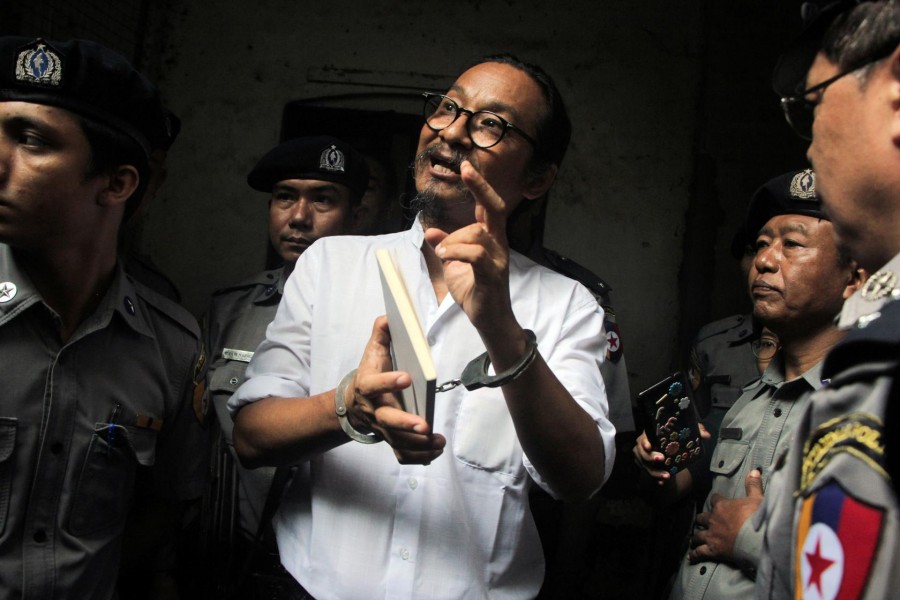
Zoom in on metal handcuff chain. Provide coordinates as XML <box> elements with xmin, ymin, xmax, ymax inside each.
<box><xmin>435</xmin><ymin>329</ymin><xmax>538</xmax><ymax>392</ymax></box>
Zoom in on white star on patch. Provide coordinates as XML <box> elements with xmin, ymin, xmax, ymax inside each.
<box><xmin>0</xmin><ymin>282</ymin><xmax>17</xmax><ymax>303</ymax></box>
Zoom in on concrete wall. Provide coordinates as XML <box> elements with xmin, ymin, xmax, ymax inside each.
<box><xmin>6</xmin><ymin>0</ymin><xmax>810</xmax><ymax>398</ymax></box>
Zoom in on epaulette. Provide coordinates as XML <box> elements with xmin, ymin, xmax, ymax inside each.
<box><xmin>694</xmin><ymin>314</ymin><xmax>754</xmax><ymax>344</ymax></box>
<box><xmin>540</xmin><ymin>248</ymin><xmax>611</xmax><ymax>298</ymax></box>
<box><xmin>824</xmin><ymin>298</ymin><xmax>900</xmax><ymax>378</ymax></box>
<box><xmin>131</xmin><ymin>277</ymin><xmax>201</xmax><ymax>339</ymax></box>
<box><xmin>211</xmin><ymin>268</ymin><xmax>282</xmax><ymax>297</ymax></box>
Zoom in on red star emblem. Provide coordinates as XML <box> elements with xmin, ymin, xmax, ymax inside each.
<box><xmin>607</xmin><ymin>331</ymin><xmax>620</xmax><ymax>351</ymax></box>
<box><xmin>805</xmin><ymin>536</ymin><xmax>835</xmax><ymax>596</ymax></box>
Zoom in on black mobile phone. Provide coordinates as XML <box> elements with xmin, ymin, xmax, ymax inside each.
<box><xmin>636</xmin><ymin>371</ymin><xmax>703</xmax><ymax>475</ymax></box>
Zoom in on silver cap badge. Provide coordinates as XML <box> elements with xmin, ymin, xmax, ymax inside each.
<box><xmin>789</xmin><ymin>169</ymin><xmax>816</xmax><ymax>199</ymax></box>
<box><xmin>319</xmin><ymin>145</ymin><xmax>346</xmax><ymax>173</ymax></box>
<box><xmin>15</xmin><ymin>40</ymin><xmax>63</xmax><ymax>87</ymax></box>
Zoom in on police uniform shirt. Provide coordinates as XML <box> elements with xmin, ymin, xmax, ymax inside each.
<box><xmin>204</xmin><ymin>267</ymin><xmax>285</xmax><ymax>538</ymax></box>
<box><xmin>0</xmin><ymin>244</ymin><xmax>206</xmax><ymax>599</ymax></box>
<box><xmin>690</xmin><ymin>314</ymin><xmax>760</xmax><ymax>418</ymax></box>
<box><xmin>670</xmin><ymin>356</ymin><xmax>821</xmax><ymax>600</ymax></box>
<box><xmin>756</xmin><ymin>253</ymin><xmax>900</xmax><ymax>600</ymax></box>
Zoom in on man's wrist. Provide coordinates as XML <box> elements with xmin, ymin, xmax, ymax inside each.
<box><xmin>334</xmin><ymin>369</ymin><xmax>383</xmax><ymax>444</ymax></box>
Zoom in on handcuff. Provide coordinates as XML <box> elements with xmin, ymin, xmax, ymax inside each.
<box><xmin>335</xmin><ymin>329</ymin><xmax>539</xmax><ymax>443</ymax></box>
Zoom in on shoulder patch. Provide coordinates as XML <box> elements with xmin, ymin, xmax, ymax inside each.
<box><xmin>795</xmin><ymin>481</ymin><xmax>884</xmax><ymax>600</ymax></box>
<box><xmin>801</xmin><ymin>412</ymin><xmax>887</xmax><ymax>492</ymax></box>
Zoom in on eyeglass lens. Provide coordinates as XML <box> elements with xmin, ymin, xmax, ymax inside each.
<box><xmin>424</xmin><ymin>95</ymin><xmax>507</xmax><ymax>149</ymax></box>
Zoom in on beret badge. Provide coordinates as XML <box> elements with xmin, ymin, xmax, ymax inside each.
<box><xmin>319</xmin><ymin>145</ymin><xmax>346</xmax><ymax>173</ymax></box>
<box><xmin>789</xmin><ymin>168</ymin><xmax>816</xmax><ymax>200</ymax></box>
<box><xmin>15</xmin><ymin>39</ymin><xmax>62</xmax><ymax>87</ymax></box>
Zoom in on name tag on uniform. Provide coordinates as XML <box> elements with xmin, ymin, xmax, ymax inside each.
<box><xmin>720</xmin><ymin>427</ymin><xmax>742</xmax><ymax>440</ymax></box>
<box><xmin>223</xmin><ymin>348</ymin><xmax>254</xmax><ymax>363</ymax></box>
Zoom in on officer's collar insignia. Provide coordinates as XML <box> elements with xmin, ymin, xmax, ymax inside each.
<box><xmin>789</xmin><ymin>169</ymin><xmax>816</xmax><ymax>199</ymax></box>
<box><xmin>0</xmin><ymin>282</ymin><xmax>17</xmax><ymax>303</ymax></box>
<box><xmin>15</xmin><ymin>39</ymin><xmax>63</xmax><ymax>87</ymax></box>
<box><xmin>860</xmin><ymin>270</ymin><xmax>897</xmax><ymax>302</ymax></box>
<box><xmin>319</xmin><ymin>145</ymin><xmax>346</xmax><ymax>172</ymax></box>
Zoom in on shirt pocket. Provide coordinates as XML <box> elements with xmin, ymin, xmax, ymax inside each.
<box><xmin>68</xmin><ymin>423</ymin><xmax>157</xmax><ymax>537</ymax></box>
<box><xmin>452</xmin><ymin>387</ymin><xmax>522</xmax><ymax>478</ymax></box>
<box><xmin>0</xmin><ymin>418</ymin><xmax>16</xmax><ymax>537</ymax></box>
<box><xmin>709</xmin><ymin>438</ymin><xmax>750</xmax><ymax>478</ymax></box>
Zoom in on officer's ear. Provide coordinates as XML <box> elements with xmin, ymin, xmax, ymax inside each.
<box><xmin>889</xmin><ymin>44</ymin><xmax>900</xmax><ymax>149</ymax></box>
<box><xmin>97</xmin><ymin>165</ymin><xmax>140</xmax><ymax>209</ymax></box>
<box><xmin>843</xmin><ymin>263</ymin><xmax>868</xmax><ymax>300</ymax></box>
<box><xmin>523</xmin><ymin>163</ymin><xmax>557</xmax><ymax>200</ymax></box>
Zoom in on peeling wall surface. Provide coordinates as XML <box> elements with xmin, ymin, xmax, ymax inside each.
<box><xmin>6</xmin><ymin>0</ymin><xmax>809</xmax><ymax>397</ymax></box>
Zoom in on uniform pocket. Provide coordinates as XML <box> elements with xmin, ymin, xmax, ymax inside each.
<box><xmin>68</xmin><ymin>423</ymin><xmax>157</xmax><ymax>537</ymax></box>
<box><xmin>0</xmin><ymin>418</ymin><xmax>16</xmax><ymax>537</ymax></box>
<box><xmin>709</xmin><ymin>438</ymin><xmax>750</xmax><ymax>477</ymax></box>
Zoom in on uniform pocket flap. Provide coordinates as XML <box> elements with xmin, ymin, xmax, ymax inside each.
<box><xmin>709</xmin><ymin>438</ymin><xmax>750</xmax><ymax>476</ymax></box>
<box><xmin>208</xmin><ymin>361</ymin><xmax>248</xmax><ymax>394</ymax></box>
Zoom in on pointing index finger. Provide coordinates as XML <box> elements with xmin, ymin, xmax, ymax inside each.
<box><xmin>460</xmin><ymin>160</ymin><xmax>505</xmax><ymax>235</ymax></box>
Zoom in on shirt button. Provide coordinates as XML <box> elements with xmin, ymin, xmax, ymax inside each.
<box><xmin>407</xmin><ymin>477</ymin><xmax>418</xmax><ymax>490</ymax></box>
<box><xmin>400</xmin><ymin>548</ymin><xmax>410</xmax><ymax>560</ymax></box>
<box><xmin>123</xmin><ymin>297</ymin><xmax>135</xmax><ymax>315</ymax></box>
<box><xmin>774</xmin><ymin>408</ymin><xmax>783</xmax><ymax>417</ymax></box>
<box><xmin>699</xmin><ymin>566</ymin><xmax>707</xmax><ymax>575</ymax></box>
<box><xmin>51</xmin><ymin>442</ymin><xmax>64</xmax><ymax>455</ymax></box>
<box><xmin>718</xmin><ymin>460</ymin><xmax>725</xmax><ymax>468</ymax></box>
<box><xmin>230</xmin><ymin>377</ymin><xmax>239</xmax><ymax>385</ymax></box>
<box><xmin>33</xmin><ymin>530</ymin><xmax>47</xmax><ymax>543</ymax></box>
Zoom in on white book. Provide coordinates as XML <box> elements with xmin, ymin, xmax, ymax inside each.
<box><xmin>375</xmin><ymin>248</ymin><xmax>437</xmax><ymax>426</ymax></box>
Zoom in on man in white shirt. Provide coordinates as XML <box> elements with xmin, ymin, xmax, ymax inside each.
<box><xmin>228</xmin><ymin>54</ymin><xmax>615</xmax><ymax>599</ymax></box>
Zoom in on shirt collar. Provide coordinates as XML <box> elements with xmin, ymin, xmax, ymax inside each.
<box><xmin>0</xmin><ymin>244</ymin><xmax>154</xmax><ymax>339</ymax></box>
<box><xmin>756</xmin><ymin>353</ymin><xmax>826</xmax><ymax>396</ymax></box>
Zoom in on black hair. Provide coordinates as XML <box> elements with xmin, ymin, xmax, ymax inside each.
<box><xmin>77</xmin><ymin>115</ymin><xmax>150</xmax><ymax>222</ymax></box>
<box><xmin>475</xmin><ymin>54</ymin><xmax>572</xmax><ymax>171</ymax></box>
<box><xmin>821</xmin><ymin>1</ymin><xmax>900</xmax><ymax>78</ymax></box>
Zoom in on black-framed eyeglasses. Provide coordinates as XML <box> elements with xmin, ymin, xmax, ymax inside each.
<box><xmin>750</xmin><ymin>336</ymin><xmax>780</xmax><ymax>360</ymax></box>
<box><xmin>780</xmin><ymin>50</ymin><xmax>893</xmax><ymax>140</ymax></box>
<box><xmin>422</xmin><ymin>92</ymin><xmax>536</xmax><ymax>149</ymax></box>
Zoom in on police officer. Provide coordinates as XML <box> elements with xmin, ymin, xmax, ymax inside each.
<box><xmin>201</xmin><ymin>136</ymin><xmax>367</xmax><ymax>594</ymax></box>
<box><xmin>635</xmin><ymin>170</ymin><xmax>864</xmax><ymax>600</ymax></box>
<box><xmin>0</xmin><ymin>37</ymin><xmax>206</xmax><ymax>598</ymax></box>
<box><xmin>757</xmin><ymin>2</ymin><xmax>900</xmax><ymax>597</ymax></box>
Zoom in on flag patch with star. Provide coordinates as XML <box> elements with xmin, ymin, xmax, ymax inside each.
<box><xmin>794</xmin><ymin>481</ymin><xmax>883</xmax><ymax>600</ymax></box>
<box><xmin>604</xmin><ymin>318</ymin><xmax>623</xmax><ymax>363</ymax></box>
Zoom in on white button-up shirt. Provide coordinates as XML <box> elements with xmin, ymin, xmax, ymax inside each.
<box><xmin>230</xmin><ymin>219</ymin><xmax>615</xmax><ymax>599</ymax></box>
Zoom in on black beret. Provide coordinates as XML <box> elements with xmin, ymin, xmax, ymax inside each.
<box><xmin>745</xmin><ymin>169</ymin><xmax>828</xmax><ymax>238</ymax></box>
<box><xmin>0</xmin><ymin>37</ymin><xmax>179</xmax><ymax>156</ymax></box>
<box><xmin>247</xmin><ymin>136</ymin><xmax>369</xmax><ymax>200</ymax></box>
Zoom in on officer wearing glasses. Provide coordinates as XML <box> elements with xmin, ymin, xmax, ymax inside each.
<box><xmin>227</xmin><ymin>54</ymin><xmax>615</xmax><ymax>599</ymax></box>
<box><xmin>756</xmin><ymin>2</ymin><xmax>900</xmax><ymax>598</ymax></box>
<box><xmin>635</xmin><ymin>170</ymin><xmax>864</xmax><ymax>600</ymax></box>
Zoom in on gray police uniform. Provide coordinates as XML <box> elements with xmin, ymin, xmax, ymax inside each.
<box><xmin>756</xmin><ymin>255</ymin><xmax>900</xmax><ymax>600</ymax></box>
<box><xmin>687</xmin><ymin>314</ymin><xmax>761</xmax><ymax>501</ymax></box>
<box><xmin>0</xmin><ymin>244</ymin><xmax>206</xmax><ymax>599</ymax></box>
<box><xmin>689</xmin><ymin>313</ymin><xmax>760</xmax><ymax>421</ymax></box>
<box><xmin>203</xmin><ymin>268</ymin><xmax>285</xmax><ymax>556</ymax></box>
<box><xmin>669</xmin><ymin>356</ymin><xmax>821</xmax><ymax>600</ymax></box>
